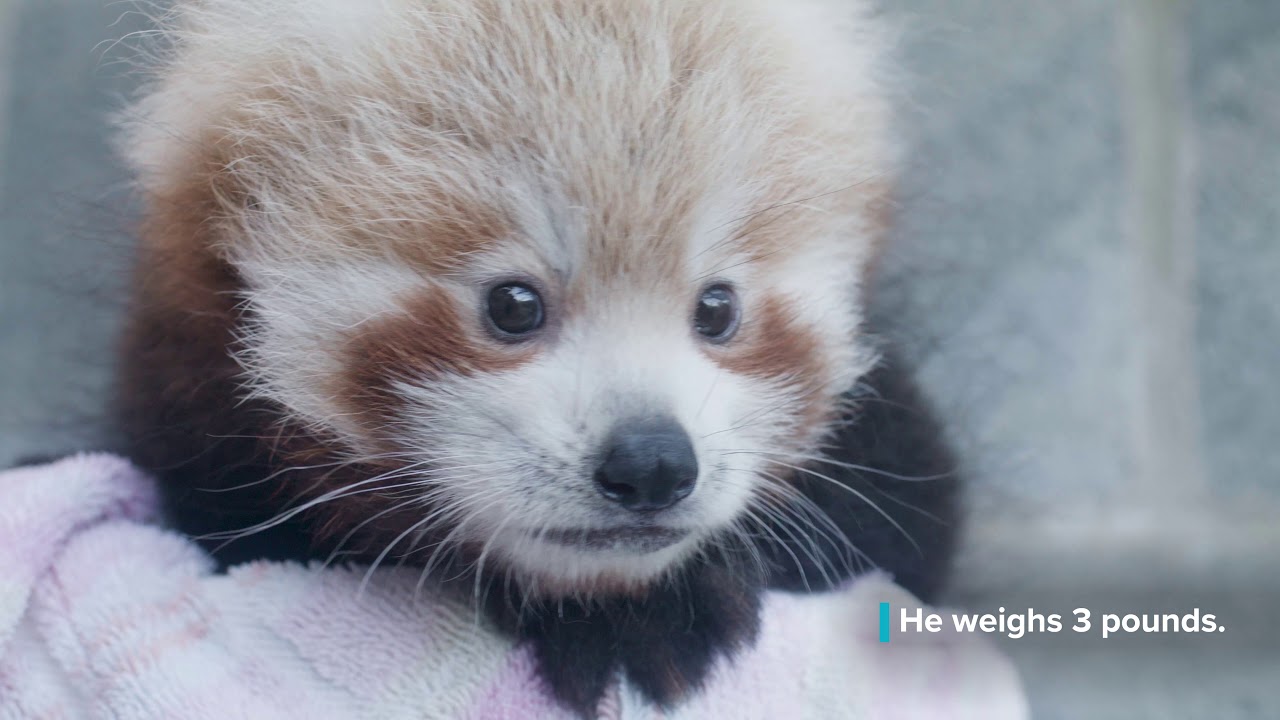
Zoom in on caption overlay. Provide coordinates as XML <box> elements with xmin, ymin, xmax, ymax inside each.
<box><xmin>878</xmin><ymin>603</ymin><xmax>1225</xmax><ymax>642</ymax></box>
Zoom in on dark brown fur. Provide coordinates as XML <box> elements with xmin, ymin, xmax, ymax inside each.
<box><xmin>116</xmin><ymin>185</ymin><xmax>957</xmax><ymax>720</ymax></box>
<box><xmin>117</xmin><ymin>250</ymin><xmax>957</xmax><ymax>713</ymax></box>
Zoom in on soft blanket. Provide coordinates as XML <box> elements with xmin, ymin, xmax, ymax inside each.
<box><xmin>0</xmin><ymin>454</ymin><xmax>1027</xmax><ymax>719</ymax></box>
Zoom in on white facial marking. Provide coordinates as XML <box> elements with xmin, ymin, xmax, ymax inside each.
<box><xmin>122</xmin><ymin>0</ymin><xmax>893</xmax><ymax>592</ymax></box>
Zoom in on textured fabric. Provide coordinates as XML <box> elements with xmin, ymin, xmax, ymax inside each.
<box><xmin>0</xmin><ymin>454</ymin><xmax>1027</xmax><ymax>719</ymax></box>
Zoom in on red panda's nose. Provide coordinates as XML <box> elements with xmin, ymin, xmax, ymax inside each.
<box><xmin>593</xmin><ymin>417</ymin><xmax>698</xmax><ymax>512</ymax></box>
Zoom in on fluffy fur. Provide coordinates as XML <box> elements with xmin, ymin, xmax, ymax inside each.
<box><xmin>114</xmin><ymin>1</ymin><xmax>956</xmax><ymax>716</ymax></box>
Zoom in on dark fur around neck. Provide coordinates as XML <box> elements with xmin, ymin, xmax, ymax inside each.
<box><xmin>112</xmin><ymin>255</ymin><xmax>958</xmax><ymax>716</ymax></box>
<box><xmin>509</xmin><ymin>358</ymin><xmax>959</xmax><ymax>718</ymax></box>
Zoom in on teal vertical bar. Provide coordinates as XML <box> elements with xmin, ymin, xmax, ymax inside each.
<box><xmin>879</xmin><ymin>602</ymin><xmax>890</xmax><ymax>642</ymax></box>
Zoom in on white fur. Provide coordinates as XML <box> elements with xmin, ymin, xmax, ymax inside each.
<box><xmin>122</xmin><ymin>0</ymin><xmax>894</xmax><ymax>591</ymax></box>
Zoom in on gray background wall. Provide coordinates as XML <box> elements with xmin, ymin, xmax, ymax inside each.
<box><xmin>1</xmin><ymin>2</ymin><xmax>1276</xmax><ymax>718</ymax></box>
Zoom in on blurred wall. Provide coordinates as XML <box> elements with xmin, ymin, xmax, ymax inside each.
<box><xmin>873</xmin><ymin>2</ymin><xmax>1279</xmax><ymax>717</ymax></box>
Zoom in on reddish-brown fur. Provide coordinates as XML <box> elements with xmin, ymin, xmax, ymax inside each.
<box><xmin>712</xmin><ymin>296</ymin><xmax>833</xmax><ymax>445</ymax></box>
<box><xmin>116</xmin><ymin>157</ymin><xmax>437</xmax><ymax>559</ymax></box>
<box><xmin>337</xmin><ymin>288</ymin><xmax>538</xmax><ymax>433</ymax></box>
<box><xmin>110</xmin><ymin>3</ymin><xmax>963</xmax><ymax>714</ymax></box>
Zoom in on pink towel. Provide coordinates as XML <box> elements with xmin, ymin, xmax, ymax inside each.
<box><xmin>0</xmin><ymin>454</ymin><xmax>1027</xmax><ymax>719</ymax></box>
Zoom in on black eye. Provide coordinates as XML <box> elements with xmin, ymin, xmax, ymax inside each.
<box><xmin>487</xmin><ymin>283</ymin><xmax>544</xmax><ymax>337</ymax></box>
<box><xmin>694</xmin><ymin>284</ymin><xmax>739</xmax><ymax>342</ymax></box>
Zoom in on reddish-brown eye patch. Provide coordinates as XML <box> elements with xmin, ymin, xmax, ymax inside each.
<box><xmin>714</xmin><ymin>296</ymin><xmax>819</xmax><ymax>380</ymax></box>
<box><xmin>712</xmin><ymin>295</ymin><xmax>834</xmax><ymax>446</ymax></box>
<box><xmin>337</xmin><ymin>286</ymin><xmax>536</xmax><ymax>431</ymax></box>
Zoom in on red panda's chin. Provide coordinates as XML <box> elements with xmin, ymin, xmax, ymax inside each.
<box><xmin>539</xmin><ymin>526</ymin><xmax>690</xmax><ymax>553</ymax></box>
<box><xmin>493</xmin><ymin>527</ymin><xmax>708</xmax><ymax>598</ymax></box>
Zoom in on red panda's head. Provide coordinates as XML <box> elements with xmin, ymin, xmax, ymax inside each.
<box><xmin>121</xmin><ymin>0</ymin><xmax>894</xmax><ymax>595</ymax></box>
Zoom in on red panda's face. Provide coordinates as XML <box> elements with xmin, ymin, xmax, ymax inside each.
<box><xmin>123</xmin><ymin>0</ymin><xmax>892</xmax><ymax>593</ymax></box>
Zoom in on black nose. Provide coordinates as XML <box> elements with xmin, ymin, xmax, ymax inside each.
<box><xmin>594</xmin><ymin>417</ymin><xmax>699</xmax><ymax>511</ymax></box>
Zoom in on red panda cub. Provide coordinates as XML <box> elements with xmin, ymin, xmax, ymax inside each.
<box><xmin>115</xmin><ymin>0</ymin><xmax>957</xmax><ymax>714</ymax></box>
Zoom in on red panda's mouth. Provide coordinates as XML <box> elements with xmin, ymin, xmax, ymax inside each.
<box><xmin>539</xmin><ymin>526</ymin><xmax>689</xmax><ymax>553</ymax></box>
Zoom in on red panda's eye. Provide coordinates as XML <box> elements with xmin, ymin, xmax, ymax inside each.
<box><xmin>487</xmin><ymin>283</ymin><xmax>544</xmax><ymax>337</ymax></box>
<box><xmin>694</xmin><ymin>284</ymin><xmax>739</xmax><ymax>342</ymax></box>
